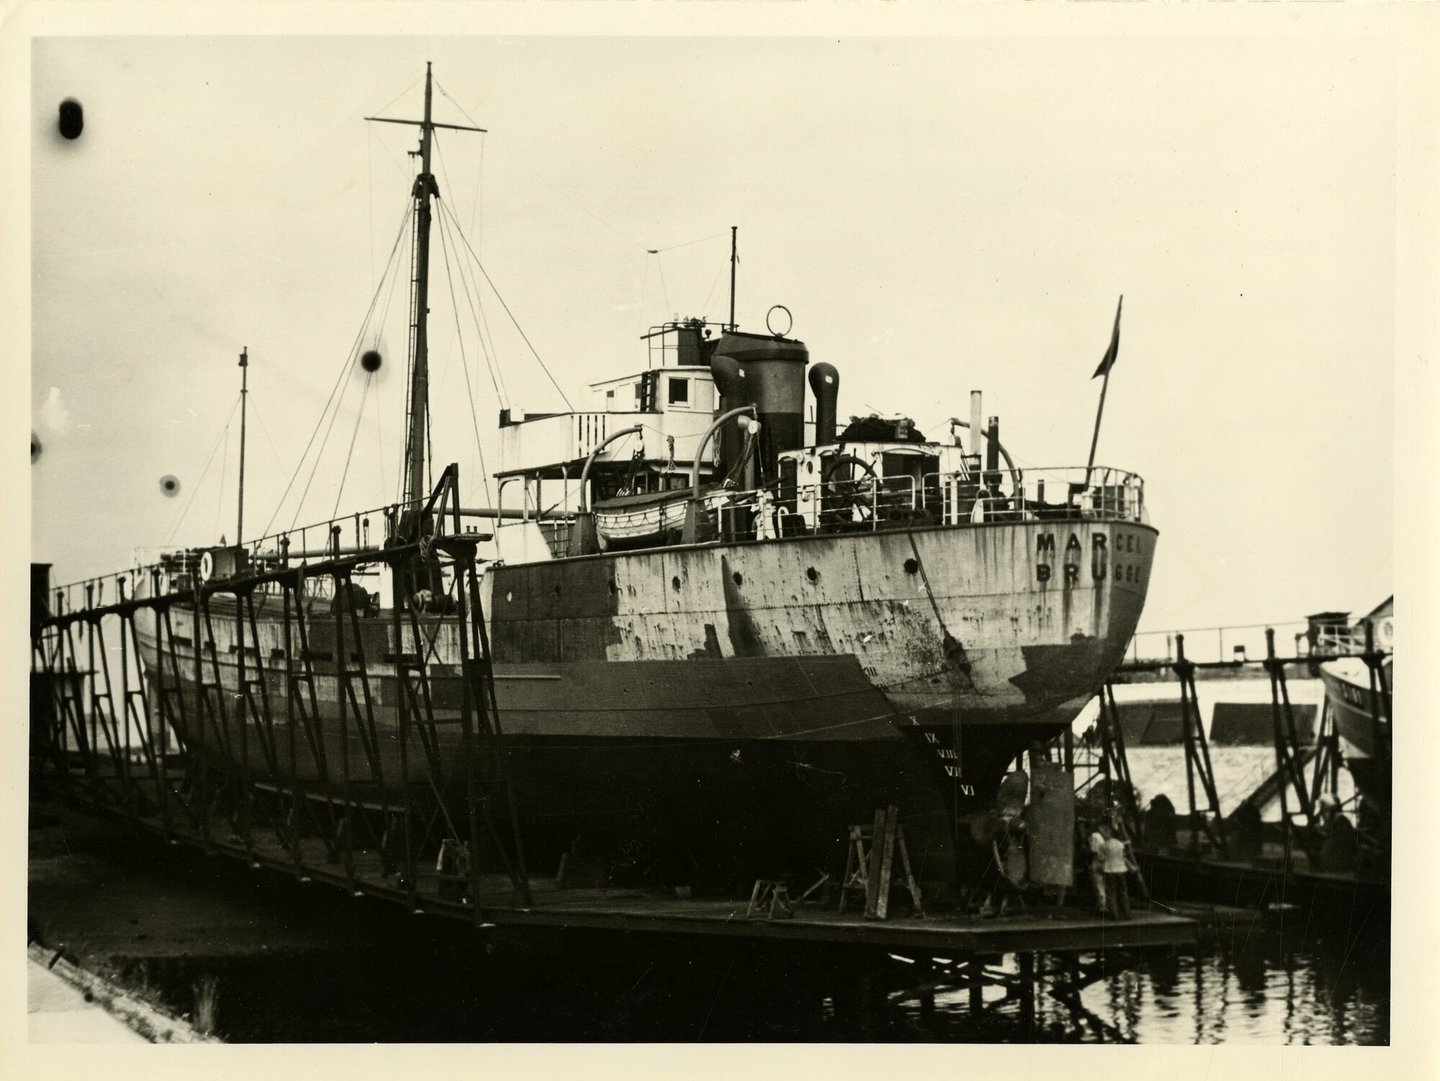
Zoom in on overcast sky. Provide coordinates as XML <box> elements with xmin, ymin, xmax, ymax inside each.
<box><xmin>23</xmin><ymin>17</ymin><xmax>1427</xmax><ymax>635</ymax></box>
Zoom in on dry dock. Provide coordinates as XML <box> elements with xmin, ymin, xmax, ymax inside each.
<box><xmin>30</xmin><ymin>789</ymin><xmax>1195</xmax><ymax>1041</ymax></box>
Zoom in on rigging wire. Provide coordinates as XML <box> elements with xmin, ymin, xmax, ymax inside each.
<box><xmin>485</xmin><ymin>138</ymin><xmax>648</xmax><ymax>257</ymax></box>
<box><xmin>367</xmin><ymin>125</ymin><xmax>376</xmax><ymax>288</ymax></box>
<box><xmin>432</xmin><ymin>77</ymin><xmax>484</xmax><ymax>129</ymax></box>
<box><xmin>435</xmin><ymin>194</ymin><xmax>507</xmax><ymax>404</ymax></box>
<box><xmin>651</xmin><ymin>230</ymin><xmax>729</xmax><ymax>254</ymax></box>
<box><xmin>260</xmin><ymin>197</ymin><xmax>413</xmax><ymax>538</ymax></box>
<box><xmin>290</xmin><ymin>375</ymin><xmax>355</xmax><ymax>533</ymax></box>
<box><xmin>654</xmin><ymin>251</ymin><xmax>673</xmax><ymax>316</ymax></box>
<box><xmin>373</xmin><ymin>370</ymin><xmax>389</xmax><ymax>504</ymax></box>
<box><xmin>374</xmin><ymin>74</ymin><xmax>424</xmax><ymax>123</ymax></box>
<box><xmin>434</xmin><ymin>136</ymin><xmax>509</xmax><ymax>405</ymax></box>
<box><xmin>165</xmin><ymin>394</ymin><xmax>241</xmax><ymax>544</ymax></box>
<box><xmin>330</xmin><ymin>375</ymin><xmax>373</xmax><ymax>520</ymax></box>
<box><xmin>429</xmin><ymin>79</ymin><xmax>490</xmax><ymax>243</ymax></box>
<box><xmin>471</xmin><ymin>133</ymin><xmax>486</xmax><ymax>248</ymax></box>
<box><xmin>433</xmin><ymin>208</ymin><xmax>497</xmax><ymax>510</ymax></box>
<box><xmin>437</xmin><ymin>197</ymin><xmax>574</xmax><ymax>410</ymax></box>
<box><xmin>214</xmin><ymin>420</ymin><xmax>231</xmax><ymax>541</ymax></box>
<box><xmin>634</xmin><ymin>258</ymin><xmax>649</xmax><ymax>340</ymax></box>
<box><xmin>699</xmin><ymin>256</ymin><xmax>728</xmax><ymax>321</ymax></box>
<box><xmin>244</xmin><ymin>396</ymin><xmax>286</xmax><ymax>470</ymax></box>
<box><xmin>427</xmin><ymin>210</ymin><xmax>493</xmax><ymax>508</ymax></box>
<box><xmin>425</xmin><ymin>399</ymin><xmax>433</xmax><ymax>499</ymax></box>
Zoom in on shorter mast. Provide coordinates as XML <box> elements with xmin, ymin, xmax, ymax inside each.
<box><xmin>237</xmin><ymin>346</ymin><xmax>248</xmax><ymax>545</ymax></box>
<box><xmin>728</xmin><ymin>226</ymin><xmax>738</xmax><ymax>331</ymax></box>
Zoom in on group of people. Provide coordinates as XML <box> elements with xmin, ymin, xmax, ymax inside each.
<box><xmin>1087</xmin><ymin>818</ymin><xmax>1140</xmax><ymax>919</ymax></box>
<box><xmin>969</xmin><ymin>764</ymin><xmax>1145</xmax><ymax>921</ymax></box>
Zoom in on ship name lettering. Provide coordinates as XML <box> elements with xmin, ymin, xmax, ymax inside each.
<box><xmin>1036</xmin><ymin>533</ymin><xmax>1055</xmax><ymax>583</ymax></box>
<box><xmin>1091</xmin><ymin>534</ymin><xmax>1108</xmax><ymax>580</ymax></box>
<box><xmin>1064</xmin><ymin>533</ymin><xmax>1082</xmax><ymax>586</ymax></box>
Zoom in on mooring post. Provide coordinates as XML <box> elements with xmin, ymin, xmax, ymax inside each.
<box><xmin>1266</xmin><ymin>628</ymin><xmax>1295</xmax><ymax>877</ymax></box>
<box><xmin>281</xmin><ymin>571</ymin><xmax>304</xmax><ymax>876</ymax></box>
<box><xmin>84</xmin><ymin>592</ymin><xmax>127</xmax><ymax>807</ymax></box>
<box><xmin>192</xmin><ymin>585</ymin><xmax>215</xmax><ymax>848</ymax></box>
<box><xmin>1019</xmin><ymin>952</ymin><xmax>1036</xmax><ymax>1036</ymax></box>
<box><xmin>1363</xmin><ymin>620</ymin><xmax>1391</xmax><ymax>801</ymax></box>
<box><xmin>84</xmin><ymin>582</ymin><xmax>98</xmax><ymax>778</ymax></box>
<box><xmin>199</xmin><ymin>588</ymin><xmax>246</xmax><ymax>850</ymax></box>
<box><xmin>115</xmin><ymin>582</ymin><xmax>136</xmax><ymax>814</ymax></box>
<box><xmin>332</xmin><ymin>569</ymin><xmax>357</xmax><ymax>888</ymax></box>
<box><xmin>466</xmin><ymin>551</ymin><xmax>533</xmax><ymax>906</ymax></box>
<box><xmin>231</xmin><ymin>585</ymin><xmax>255</xmax><ymax>860</ymax></box>
<box><xmin>155</xmin><ymin>600</ymin><xmax>198</xmax><ymax>832</ymax></box>
<box><xmin>120</xmin><ymin>579</ymin><xmax>164</xmax><ymax>831</ymax></box>
<box><xmin>243</xmin><ymin>592</ymin><xmax>280</xmax><ymax>794</ymax></box>
<box><xmin>849</xmin><ymin>950</ymin><xmax>880</xmax><ymax>1037</ymax></box>
<box><xmin>389</xmin><ymin>556</ymin><xmax>418</xmax><ymax>910</ymax></box>
<box><xmin>968</xmin><ymin>957</ymin><xmax>985</xmax><ymax>1016</ymax></box>
<box><xmin>1175</xmin><ymin>634</ymin><xmax>1200</xmax><ymax>852</ymax></box>
<box><xmin>290</xmin><ymin>566</ymin><xmax>341</xmax><ymax>865</ymax></box>
<box><xmin>155</xmin><ymin>593</ymin><xmax>188</xmax><ymax>834</ymax></box>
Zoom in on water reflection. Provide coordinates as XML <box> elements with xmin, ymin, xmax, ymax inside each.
<box><xmin>1103</xmin><ymin>916</ymin><xmax>1388</xmax><ymax>1045</ymax></box>
<box><xmin>168</xmin><ymin>917</ymin><xmax>1384</xmax><ymax>1044</ymax></box>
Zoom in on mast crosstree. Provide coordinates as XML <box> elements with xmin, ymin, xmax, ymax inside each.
<box><xmin>366</xmin><ymin>63</ymin><xmax>486</xmax><ymax>512</ymax></box>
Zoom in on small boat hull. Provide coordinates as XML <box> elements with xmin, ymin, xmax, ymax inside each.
<box><xmin>1319</xmin><ymin>658</ymin><xmax>1391</xmax><ymax>806</ymax></box>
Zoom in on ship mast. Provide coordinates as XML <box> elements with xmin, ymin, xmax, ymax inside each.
<box><xmin>367</xmin><ymin>63</ymin><xmax>486</xmax><ymax>511</ymax></box>
<box><xmin>236</xmin><ymin>346</ymin><xmax>248</xmax><ymax>544</ymax></box>
<box><xmin>728</xmin><ymin>226</ymin><xmax>738</xmax><ymax>332</ymax></box>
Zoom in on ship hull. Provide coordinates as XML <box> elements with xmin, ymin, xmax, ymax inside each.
<box><xmin>139</xmin><ymin>673</ymin><xmax>1047</xmax><ymax>887</ymax></box>
<box><xmin>1319</xmin><ymin>659</ymin><xmax>1391</xmax><ymax>806</ymax></box>
<box><xmin>135</xmin><ymin>519</ymin><xmax>1157</xmax><ymax>885</ymax></box>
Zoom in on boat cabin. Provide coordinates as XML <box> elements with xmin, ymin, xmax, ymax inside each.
<box><xmin>488</xmin><ymin>315</ymin><xmax>1146</xmax><ymax>562</ymax></box>
<box><xmin>495</xmin><ymin>318</ymin><xmax>727</xmax><ymax>515</ymax></box>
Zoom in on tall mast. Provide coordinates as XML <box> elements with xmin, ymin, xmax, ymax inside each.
<box><xmin>236</xmin><ymin>346</ymin><xmax>248</xmax><ymax>545</ymax></box>
<box><xmin>405</xmin><ymin>64</ymin><xmax>438</xmax><ymax>508</ymax></box>
<box><xmin>367</xmin><ymin>63</ymin><xmax>486</xmax><ymax>510</ymax></box>
<box><xmin>728</xmin><ymin>226</ymin><xmax>738</xmax><ymax>331</ymax></box>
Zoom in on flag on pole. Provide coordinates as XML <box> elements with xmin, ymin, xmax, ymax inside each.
<box><xmin>1092</xmin><ymin>295</ymin><xmax>1123</xmax><ymax>379</ymax></box>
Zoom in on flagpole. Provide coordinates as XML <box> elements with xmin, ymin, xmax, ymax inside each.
<box><xmin>1083</xmin><ymin>295</ymin><xmax>1123</xmax><ymax>490</ymax></box>
<box><xmin>1083</xmin><ymin>366</ymin><xmax>1110</xmax><ymax>488</ymax></box>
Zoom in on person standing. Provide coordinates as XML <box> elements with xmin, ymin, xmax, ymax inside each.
<box><xmin>1088</xmin><ymin>823</ymin><xmax>1109</xmax><ymax>915</ymax></box>
<box><xmin>1101</xmin><ymin>827</ymin><xmax>1135</xmax><ymax>919</ymax></box>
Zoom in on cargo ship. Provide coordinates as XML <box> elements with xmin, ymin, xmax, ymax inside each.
<box><xmin>131</xmin><ymin>66</ymin><xmax>1157</xmax><ymax>891</ymax></box>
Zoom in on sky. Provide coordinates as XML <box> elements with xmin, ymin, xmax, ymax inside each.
<box><xmin>20</xmin><ymin>13</ymin><xmax>1428</xmax><ymax>638</ymax></box>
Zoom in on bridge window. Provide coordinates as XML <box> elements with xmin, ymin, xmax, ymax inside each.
<box><xmin>668</xmin><ymin>377</ymin><xmax>690</xmax><ymax>406</ymax></box>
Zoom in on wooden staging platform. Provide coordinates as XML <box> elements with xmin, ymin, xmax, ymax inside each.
<box><xmin>104</xmin><ymin>802</ymin><xmax>1195</xmax><ymax>959</ymax></box>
